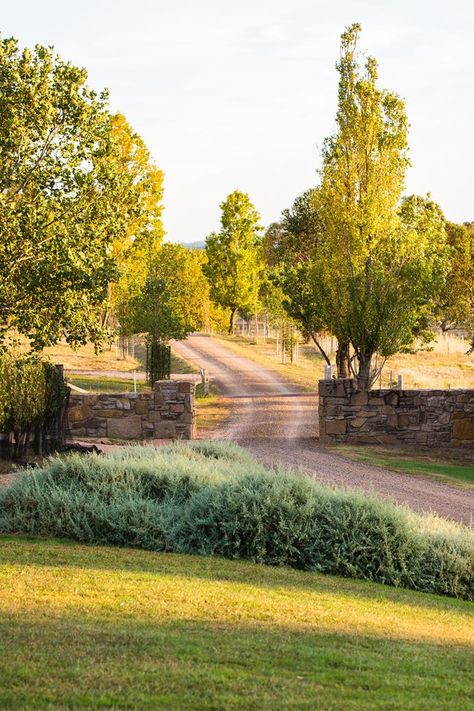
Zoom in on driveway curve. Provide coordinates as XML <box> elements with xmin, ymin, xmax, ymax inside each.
<box><xmin>173</xmin><ymin>334</ymin><xmax>474</xmax><ymax>525</ymax></box>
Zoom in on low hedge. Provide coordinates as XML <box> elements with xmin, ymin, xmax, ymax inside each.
<box><xmin>1</xmin><ymin>441</ymin><xmax>472</xmax><ymax>599</ymax></box>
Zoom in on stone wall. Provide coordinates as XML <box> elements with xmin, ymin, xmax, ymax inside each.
<box><xmin>319</xmin><ymin>378</ymin><xmax>474</xmax><ymax>449</ymax></box>
<box><xmin>68</xmin><ymin>380</ymin><xmax>195</xmax><ymax>440</ymax></box>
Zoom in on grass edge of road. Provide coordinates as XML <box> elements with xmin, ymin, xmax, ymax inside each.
<box><xmin>333</xmin><ymin>444</ymin><xmax>474</xmax><ymax>491</ymax></box>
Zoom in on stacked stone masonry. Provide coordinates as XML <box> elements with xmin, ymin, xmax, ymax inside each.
<box><xmin>319</xmin><ymin>378</ymin><xmax>474</xmax><ymax>449</ymax></box>
<box><xmin>68</xmin><ymin>380</ymin><xmax>196</xmax><ymax>440</ymax></box>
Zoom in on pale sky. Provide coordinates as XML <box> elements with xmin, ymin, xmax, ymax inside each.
<box><xmin>2</xmin><ymin>1</ymin><xmax>473</xmax><ymax>242</ymax></box>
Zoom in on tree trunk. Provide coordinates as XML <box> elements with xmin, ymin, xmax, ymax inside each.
<box><xmin>310</xmin><ymin>332</ymin><xmax>331</xmax><ymax>365</ymax></box>
<box><xmin>228</xmin><ymin>307</ymin><xmax>237</xmax><ymax>335</ymax></box>
<box><xmin>336</xmin><ymin>341</ymin><xmax>349</xmax><ymax>378</ymax></box>
<box><xmin>356</xmin><ymin>352</ymin><xmax>372</xmax><ymax>390</ymax></box>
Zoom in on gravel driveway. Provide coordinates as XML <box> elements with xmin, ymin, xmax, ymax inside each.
<box><xmin>173</xmin><ymin>334</ymin><xmax>474</xmax><ymax>525</ymax></box>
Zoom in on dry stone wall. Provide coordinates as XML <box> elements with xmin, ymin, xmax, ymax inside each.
<box><xmin>68</xmin><ymin>380</ymin><xmax>195</xmax><ymax>440</ymax></box>
<box><xmin>319</xmin><ymin>378</ymin><xmax>474</xmax><ymax>449</ymax></box>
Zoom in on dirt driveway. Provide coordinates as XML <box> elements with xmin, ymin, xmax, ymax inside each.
<box><xmin>173</xmin><ymin>334</ymin><xmax>474</xmax><ymax>525</ymax></box>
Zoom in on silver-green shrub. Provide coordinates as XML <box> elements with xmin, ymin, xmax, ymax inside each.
<box><xmin>0</xmin><ymin>442</ymin><xmax>472</xmax><ymax>599</ymax></box>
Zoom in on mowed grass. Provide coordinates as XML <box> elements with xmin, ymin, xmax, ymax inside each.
<box><xmin>337</xmin><ymin>445</ymin><xmax>474</xmax><ymax>490</ymax></box>
<box><xmin>0</xmin><ymin>537</ymin><xmax>473</xmax><ymax>710</ymax></box>
<box><xmin>67</xmin><ymin>375</ymin><xmax>150</xmax><ymax>393</ymax></box>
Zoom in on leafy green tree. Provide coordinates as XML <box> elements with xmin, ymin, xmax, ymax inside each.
<box><xmin>263</xmin><ymin>189</ymin><xmax>337</xmax><ymax>365</ymax></box>
<box><xmin>0</xmin><ymin>38</ymin><xmax>160</xmax><ymax>351</ymax></box>
<box><xmin>127</xmin><ymin>243</ymin><xmax>209</xmax><ymax>341</ymax></box>
<box><xmin>315</xmin><ymin>24</ymin><xmax>449</xmax><ymax>388</ymax></box>
<box><xmin>204</xmin><ymin>190</ymin><xmax>263</xmax><ymax>333</ymax></box>
<box><xmin>435</xmin><ymin>220</ymin><xmax>474</xmax><ymax>333</ymax></box>
<box><xmin>104</xmin><ymin>114</ymin><xmax>165</xmax><ymax>331</ymax></box>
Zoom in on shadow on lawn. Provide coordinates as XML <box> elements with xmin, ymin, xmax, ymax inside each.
<box><xmin>0</xmin><ymin>535</ymin><xmax>470</xmax><ymax>615</ymax></box>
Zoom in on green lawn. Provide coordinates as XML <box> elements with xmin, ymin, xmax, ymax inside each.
<box><xmin>0</xmin><ymin>537</ymin><xmax>473</xmax><ymax>710</ymax></box>
<box><xmin>337</xmin><ymin>445</ymin><xmax>474</xmax><ymax>489</ymax></box>
<box><xmin>67</xmin><ymin>375</ymin><xmax>149</xmax><ymax>393</ymax></box>
<box><xmin>67</xmin><ymin>353</ymin><xmax>197</xmax><ymax>393</ymax></box>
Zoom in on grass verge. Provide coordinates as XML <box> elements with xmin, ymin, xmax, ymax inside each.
<box><xmin>195</xmin><ymin>383</ymin><xmax>231</xmax><ymax>434</ymax></box>
<box><xmin>0</xmin><ymin>536</ymin><xmax>473</xmax><ymax>710</ymax></box>
<box><xmin>67</xmin><ymin>375</ymin><xmax>149</xmax><ymax>393</ymax></box>
<box><xmin>215</xmin><ymin>332</ymin><xmax>474</xmax><ymax>390</ymax></box>
<box><xmin>337</xmin><ymin>445</ymin><xmax>474</xmax><ymax>490</ymax></box>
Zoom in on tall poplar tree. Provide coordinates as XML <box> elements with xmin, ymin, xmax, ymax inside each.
<box><xmin>316</xmin><ymin>24</ymin><xmax>448</xmax><ymax>388</ymax></box>
<box><xmin>204</xmin><ymin>190</ymin><xmax>262</xmax><ymax>333</ymax></box>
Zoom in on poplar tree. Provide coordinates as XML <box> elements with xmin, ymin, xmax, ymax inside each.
<box><xmin>204</xmin><ymin>190</ymin><xmax>262</xmax><ymax>334</ymax></box>
<box><xmin>316</xmin><ymin>24</ymin><xmax>449</xmax><ymax>388</ymax></box>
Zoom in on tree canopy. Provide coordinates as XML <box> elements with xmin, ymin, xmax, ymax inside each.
<box><xmin>125</xmin><ymin>243</ymin><xmax>210</xmax><ymax>342</ymax></box>
<box><xmin>263</xmin><ymin>189</ymin><xmax>331</xmax><ymax>361</ymax></box>
<box><xmin>204</xmin><ymin>190</ymin><xmax>262</xmax><ymax>333</ymax></box>
<box><xmin>314</xmin><ymin>24</ymin><xmax>449</xmax><ymax>387</ymax></box>
<box><xmin>0</xmin><ymin>38</ymin><xmax>164</xmax><ymax>351</ymax></box>
<box><xmin>106</xmin><ymin>114</ymin><xmax>165</xmax><ymax>332</ymax></box>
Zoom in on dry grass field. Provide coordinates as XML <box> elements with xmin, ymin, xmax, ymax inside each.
<box><xmin>42</xmin><ymin>340</ymin><xmax>142</xmax><ymax>373</ymax></box>
<box><xmin>217</xmin><ymin>331</ymin><xmax>474</xmax><ymax>391</ymax></box>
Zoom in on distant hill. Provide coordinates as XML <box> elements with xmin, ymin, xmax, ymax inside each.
<box><xmin>181</xmin><ymin>240</ymin><xmax>206</xmax><ymax>250</ymax></box>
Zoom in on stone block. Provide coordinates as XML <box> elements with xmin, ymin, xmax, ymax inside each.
<box><xmin>115</xmin><ymin>398</ymin><xmax>131</xmax><ymax>410</ymax></box>
<box><xmin>175</xmin><ymin>424</ymin><xmax>194</xmax><ymax>439</ymax></box>
<box><xmin>86</xmin><ymin>417</ymin><xmax>107</xmax><ymax>429</ymax></box>
<box><xmin>161</xmin><ymin>411</ymin><xmax>178</xmax><ymax>420</ymax></box>
<box><xmin>142</xmin><ymin>422</ymin><xmax>155</xmax><ymax>438</ymax></box>
<box><xmin>397</xmin><ymin>413</ymin><xmax>411</xmax><ymax>427</ymax></box>
<box><xmin>68</xmin><ymin>403</ymin><xmax>90</xmax><ymax>423</ymax></box>
<box><xmin>350</xmin><ymin>390</ymin><xmax>368</xmax><ymax>406</ymax></box>
<box><xmin>350</xmin><ymin>417</ymin><xmax>367</xmax><ymax>429</ymax></box>
<box><xmin>325</xmin><ymin>418</ymin><xmax>346</xmax><ymax>435</ymax></box>
<box><xmin>452</xmin><ymin>418</ymin><xmax>474</xmax><ymax>440</ymax></box>
<box><xmin>135</xmin><ymin>399</ymin><xmax>149</xmax><ymax>415</ymax></box>
<box><xmin>154</xmin><ymin>421</ymin><xmax>177</xmax><ymax>438</ymax></box>
<box><xmin>93</xmin><ymin>398</ymin><xmax>118</xmax><ymax>409</ymax></box>
<box><xmin>154</xmin><ymin>392</ymin><xmax>165</xmax><ymax>407</ymax></box>
<box><xmin>94</xmin><ymin>409</ymin><xmax>124</xmax><ymax>418</ymax></box>
<box><xmin>368</xmin><ymin>394</ymin><xmax>385</xmax><ymax>406</ymax></box>
<box><xmin>107</xmin><ymin>415</ymin><xmax>143</xmax><ymax>439</ymax></box>
<box><xmin>86</xmin><ymin>426</ymin><xmax>106</xmax><ymax>437</ymax></box>
<box><xmin>325</xmin><ymin>404</ymin><xmax>342</xmax><ymax>417</ymax></box>
<box><xmin>384</xmin><ymin>391</ymin><xmax>400</xmax><ymax>407</ymax></box>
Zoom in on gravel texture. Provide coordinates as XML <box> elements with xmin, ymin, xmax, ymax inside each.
<box><xmin>173</xmin><ymin>334</ymin><xmax>474</xmax><ymax>525</ymax></box>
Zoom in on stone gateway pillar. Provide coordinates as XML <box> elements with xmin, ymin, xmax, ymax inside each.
<box><xmin>67</xmin><ymin>380</ymin><xmax>196</xmax><ymax>440</ymax></box>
